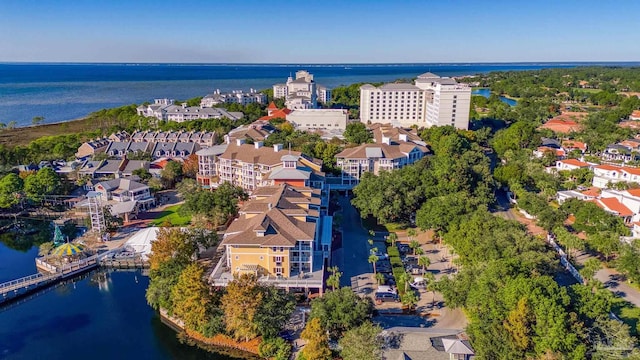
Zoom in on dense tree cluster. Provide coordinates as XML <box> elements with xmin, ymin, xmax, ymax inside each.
<box><xmin>178</xmin><ymin>180</ymin><xmax>248</xmax><ymax>228</ymax></box>
<box><xmin>0</xmin><ymin>168</ymin><xmax>63</xmax><ymax>208</ymax></box>
<box><xmin>343</xmin><ymin>122</ymin><xmax>372</xmax><ymax>145</ymax></box>
<box><xmin>146</xmin><ymin>230</ymin><xmax>295</xmax><ymax>345</ymax></box>
<box><xmin>353</xmin><ymin>127</ymin><xmax>494</xmax><ymax>226</ymax></box>
<box><xmin>464</xmin><ymin>67</ymin><xmax>640</xmax><ymax>97</ymax></box>
<box><xmin>351</xmin><ymin>117</ymin><xmax>640</xmax><ymax>358</ymax></box>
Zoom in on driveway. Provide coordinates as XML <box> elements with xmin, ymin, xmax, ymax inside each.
<box><xmin>333</xmin><ymin>196</ymin><xmax>374</xmax><ymax>288</ymax></box>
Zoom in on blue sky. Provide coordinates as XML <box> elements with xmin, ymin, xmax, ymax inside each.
<box><xmin>0</xmin><ymin>0</ymin><xmax>638</xmax><ymax>63</ymax></box>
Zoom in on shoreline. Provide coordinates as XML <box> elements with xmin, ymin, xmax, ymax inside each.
<box><xmin>0</xmin><ymin>115</ymin><xmax>105</xmax><ymax>147</ymax></box>
<box><xmin>159</xmin><ymin>309</ymin><xmax>261</xmax><ymax>359</ymax></box>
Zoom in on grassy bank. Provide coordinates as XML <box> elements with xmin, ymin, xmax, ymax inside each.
<box><xmin>0</xmin><ymin>117</ymin><xmax>111</xmax><ymax>147</ymax></box>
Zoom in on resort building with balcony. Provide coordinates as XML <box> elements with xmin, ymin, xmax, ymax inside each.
<box><xmin>273</xmin><ymin>70</ymin><xmax>331</xmax><ymax>110</ymax></box>
<box><xmin>359</xmin><ymin>72</ymin><xmax>471</xmax><ymax>129</ymax></box>
<box><xmin>215</xmin><ymin>140</ymin><xmax>325</xmax><ymax>192</ymax></box>
<box><xmin>200</xmin><ymin>89</ymin><xmax>267</xmax><ymax>107</ymax></box>
<box><xmin>335</xmin><ymin>124</ymin><xmax>429</xmax><ymax>188</ymax></box>
<box><xmin>210</xmin><ymin>184</ymin><xmax>332</xmax><ymax>295</ymax></box>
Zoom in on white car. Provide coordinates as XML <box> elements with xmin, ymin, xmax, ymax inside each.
<box><xmin>409</xmin><ymin>277</ymin><xmax>426</xmax><ymax>290</ymax></box>
<box><xmin>377</xmin><ymin>285</ymin><xmax>397</xmax><ymax>294</ymax></box>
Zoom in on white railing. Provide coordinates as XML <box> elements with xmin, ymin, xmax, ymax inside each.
<box><xmin>0</xmin><ymin>273</ymin><xmax>44</xmax><ymax>291</ymax></box>
<box><xmin>547</xmin><ymin>234</ymin><xmax>584</xmax><ymax>284</ymax></box>
<box><xmin>0</xmin><ymin>272</ymin><xmax>60</xmax><ymax>295</ymax></box>
<box><xmin>35</xmin><ymin>257</ymin><xmax>58</xmax><ymax>273</ymax></box>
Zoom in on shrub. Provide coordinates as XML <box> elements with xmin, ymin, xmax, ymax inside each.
<box><xmin>258</xmin><ymin>337</ymin><xmax>291</xmax><ymax>360</ymax></box>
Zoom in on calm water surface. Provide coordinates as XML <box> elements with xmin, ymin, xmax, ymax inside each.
<box><xmin>471</xmin><ymin>88</ymin><xmax>518</xmax><ymax>106</ymax></box>
<box><xmin>0</xmin><ymin>240</ymin><xmax>243</xmax><ymax>360</ymax></box>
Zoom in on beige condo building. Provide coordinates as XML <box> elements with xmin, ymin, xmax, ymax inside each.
<box><xmin>360</xmin><ymin>72</ymin><xmax>471</xmax><ymax>130</ymax></box>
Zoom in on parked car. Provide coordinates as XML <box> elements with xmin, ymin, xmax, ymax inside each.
<box><xmin>371</xmin><ymin>249</ymin><xmax>389</xmax><ymax>259</ymax></box>
<box><xmin>377</xmin><ymin>285</ymin><xmax>397</xmax><ymax>294</ymax></box>
<box><xmin>278</xmin><ymin>330</ymin><xmax>295</xmax><ymax>342</ymax></box>
<box><xmin>375</xmin><ymin>292</ymin><xmax>399</xmax><ymax>304</ymax></box>
<box><xmin>397</xmin><ymin>244</ymin><xmax>410</xmax><ymax>254</ymax></box>
<box><xmin>376</xmin><ymin>263</ymin><xmax>392</xmax><ymax>273</ymax></box>
<box><xmin>409</xmin><ymin>277</ymin><xmax>426</xmax><ymax>290</ymax></box>
<box><xmin>381</xmin><ymin>273</ymin><xmax>396</xmax><ymax>285</ymax></box>
<box><xmin>405</xmin><ymin>264</ymin><xmax>424</xmax><ymax>275</ymax></box>
<box><xmin>403</xmin><ymin>256</ymin><xmax>418</xmax><ymax>265</ymax></box>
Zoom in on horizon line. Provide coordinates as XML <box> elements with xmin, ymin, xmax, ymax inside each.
<box><xmin>2</xmin><ymin>61</ymin><xmax>640</xmax><ymax>66</ymax></box>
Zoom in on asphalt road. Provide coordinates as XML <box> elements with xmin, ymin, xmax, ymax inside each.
<box><xmin>493</xmin><ymin>189</ymin><xmax>517</xmax><ymax>221</ymax></box>
<box><xmin>333</xmin><ymin>196</ymin><xmax>373</xmax><ymax>288</ymax></box>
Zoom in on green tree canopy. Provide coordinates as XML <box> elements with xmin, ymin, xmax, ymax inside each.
<box><xmin>23</xmin><ymin>167</ymin><xmax>62</xmax><ymax>202</ymax></box>
<box><xmin>0</xmin><ymin>173</ymin><xmax>23</xmax><ymax>208</ymax></box>
<box><xmin>343</xmin><ymin>122</ymin><xmax>372</xmax><ymax>144</ymax></box>
<box><xmin>309</xmin><ymin>287</ymin><xmax>373</xmax><ymax>339</ymax></box>
<box><xmin>339</xmin><ymin>321</ymin><xmax>383</xmax><ymax>360</ymax></box>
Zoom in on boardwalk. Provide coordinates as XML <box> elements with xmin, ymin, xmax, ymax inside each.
<box><xmin>0</xmin><ymin>250</ymin><xmax>126</xmax><ymax>303</ymax></box>
<box><xmin>0</xmin><ymin>272</ymin><xmax>61</xmax><ymax>296</ymax></box>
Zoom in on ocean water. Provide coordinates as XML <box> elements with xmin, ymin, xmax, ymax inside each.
<box><xmin>2</xmin><ymin>62</ymin><xmax>636</xmax><ymax>127</ymax></box>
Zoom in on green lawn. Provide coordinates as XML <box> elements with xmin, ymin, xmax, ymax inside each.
<box><xmin>150</xmin><ymin>204</ymin><xmax>191</xmax><ymax>226</ymax></box>
<box><xmin>572</xmin><ymin>87</ymin><xmax>602</xmax><ymax>93</ymax></box>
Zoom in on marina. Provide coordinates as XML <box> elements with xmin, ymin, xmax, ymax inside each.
<box><xmin>1</xmin><ymin>248</ymin><xmax>148</xmax><ymax>303</ymax></box>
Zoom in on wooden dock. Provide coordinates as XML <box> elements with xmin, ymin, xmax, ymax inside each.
<box><xmin>100</xmin><ymin>255</ymin><xmax>149</xmax><ymax>270</ymax></box>
<box><xmin>0</xmin><ymin>249</ymin><xmax>148</xmax><ymax>304</ymax></box>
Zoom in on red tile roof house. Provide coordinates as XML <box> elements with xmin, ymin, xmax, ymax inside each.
<box><xmin>555</xmin><ymin>159</ymin><xmax>590</xmax><ymax>171</ymax></box>
<box><xmin>561</xmin><ymin>140</ymin><xmax>587</xmax><ymax>153</ymax></box>
<box><xmin>534</xmin><ymin>146</ymin><xmax>566</xmax><ymax>159</ymax></box>
<box><xmin>591</xmin><ymin>197</ymin><xmax>634</xmax><ymax>224</ymax></box>
<box><xmin>630</xmin><ymin>110</ymin><xmax>640</xmax><ymax>121</ymax></box>
<box><xmin>538</xmin><ymin>112</ymin><xmax>588</xmax><ymax>134</ymax></box>
<box><xmin>259</xmin><ymin>102</ymin><xmax>292</xmax><ymax>121</ymax></box>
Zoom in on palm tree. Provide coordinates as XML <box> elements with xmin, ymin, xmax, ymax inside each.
<box><xmin>397</xmin><ymin>271</ymin><xmax>411</xmax><ymax>294</ymax></box>
<box><xmin>387</xmin><ymin>232</ymin><xmax>398</xmax><ymax>247</ymax></box>
<box><xmin>401</xmin><ymin>291</ymin><xmax>419</xmax><ymax>312</ymax></box>
<box><xmin>415</xmin><ymin>247</ymin><xmax>425</xmax><ymax>256</ymax></box>
<box><xmin>327</xmin><ymin>266</ymin><xmax>342</xmax><ymax>291</ymax></box>
<box><xmin>407</xmin><ymin>228</ymin><xmax>417</xmax><ymax>241</ymax></box>
<box><xmin>424</xmin><ymin>272</ymin><xmax>437</xmax><ymax>310</ymax></box>
<box><xmin>409</xmin><ymin>240</ymin><xmax>420</xmax><ymax>255</ymax></box>
<box><xmin>38</xmin><ymin>241</ymin><xmax>54</xmax><ymax>257</ymax></box>
<box><xmin>375</xmin><ymin>272</ymin><xmax>385</xmax><ymax>285</ymax></box>
<box><xmin>418</xmin><ymin>255</ymin><xmax>430</xmax><ymax>273</ymax></box>
<box><xmin>368</xmin><ymin>253</ymin><xmax>379</xmax><ymax>275</ymax></box>
<box><xmin>368</xmin><ymin>239</ymin><xmax>374</xmax><ymax>247</ymax></box>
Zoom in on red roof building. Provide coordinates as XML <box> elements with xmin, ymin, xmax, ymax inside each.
<box><xmin>561</xmin><ymin>140</ymin><xmax>587</xmax><ymax>152</ymax></box>
<box><xmin>259</xmin><ymin>102</ymin><xmax>292</xmax><ymax>121</ymax></box>
<box><xmin>539</xmin><ymin>112</ymin><xmax>587</xmax><ymax>134</ymax></box>
<box><xmin>596</xmin><ymin>197</ymin><xmax>634</xmax><ymax>218</ymax></box>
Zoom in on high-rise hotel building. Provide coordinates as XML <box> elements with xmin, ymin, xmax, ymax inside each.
<box><xmin>359</xmin><ymin>72</ymin><xmax>471</xmax><ymax>130</ymax></box>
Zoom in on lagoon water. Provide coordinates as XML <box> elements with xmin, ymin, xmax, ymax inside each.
<box><xmin>0</xmin><ymin>241</ymin><xmax>241</xmax><ymax>360</ymax></box>
<box><xmin>3</xmin><ymin>62</ymin><xmax>634</xmax><ymax>126</ymax></box>
<box><xmin>471</xmin><ymin>88</ymin><xmax>517</xmax><ymax>106</ymax></box>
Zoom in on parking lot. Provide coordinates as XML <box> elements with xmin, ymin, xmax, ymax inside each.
<box><xmin>367</xmin><ymin>231</ymin><xmax>467</xmax><ymax>330</ymax></box>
